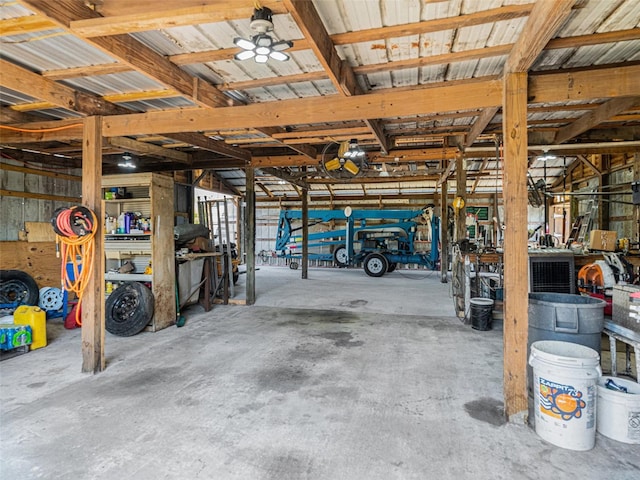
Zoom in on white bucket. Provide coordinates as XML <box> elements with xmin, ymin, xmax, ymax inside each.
<box><xmin>529</xmin><ymin>340</ymin><xmax>602</xmax><ymax>451</ymax></box>
<box><xmin>597</xmin><ymin>376</ymin><xmax>640</xmax><ymax>444</ymax></box>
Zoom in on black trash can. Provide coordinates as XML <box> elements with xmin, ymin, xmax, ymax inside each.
<box><xmin>470</xmin><ymin>297</ymin><xmax>494</xmax><ymax>331</ymax></box>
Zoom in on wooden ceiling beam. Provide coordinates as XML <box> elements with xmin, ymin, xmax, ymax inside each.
<box><xmin>529</xmin><ymin>64</ymin><xmax>639</xmax><ymax>103</ymax></box>
<box><xmin>0</xmin><ymin>14</ymin><xmax>58</xmax><ymax>36</ymax></box>
<box><xmin>19</xmin><ymin>0</ymin><xmax>234</xmax><ymax>110</ymax></box>
<box><xmin>283</xmin><ymin>0</ymin><xmax>390</xmax><ymax>153</ymax></box>
<box><xmin>355</xmin><ymin>44</ymin><xmax>512</xmax><ymax>76</ymax></box>
<box><xmin>0</xmin><ymin>58</ymin><xmax>128</xmax><ymax>116</ymax></box>
<box><xmin>504</xmin><ymin>0</ymin><xmax>576</xmax><ymax>73</ymax></box>
<box><xmin>41</xmin><ymin>63</ymin><xmax>131</xmax><ymax>80</ymax></box>
<box><xmin>465</xmin><ymin>107</ymin><xmax>500</xmax><ymax>149</ymax></box>
<box><xmin>167</xmin><ymin>132</ymin><xmax>251</xmax><ymax>162</ymax></box>
<box><xmin>272</xmin><ymin>126</ymin><xmax>371</xmax><ymax>140</ymax></box>
<box><xmin>283</xmin><ymin>0</ymin><xmax>360</xmax><ymax>96</ymax></box>
<box><xmin>70</xmin><ymin>1</ymin><xmax>288</xmax><ymax>37</ymax></box>
<box><xmin>554</xmin><ymin>96</ymin><xmax>640</xmax><ymax>144</ymax></box>
<box><xmin>101</xmin><ymin>78</ymin><xmax>504</xmax><ymax>137</ymax></box>
<box><xmin>331</xmin><ymin>4</ymin><xmax>533</xmax><ymax>45</ymax></box>
<box><xmin>107</xmin><ymin>136</ymin><xmax>191</xmax><ymax>163</ymax></box>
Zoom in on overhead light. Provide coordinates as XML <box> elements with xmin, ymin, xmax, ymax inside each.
<box><xmin>117</xmin><ymin>152</ymin><xmax>136</xmax><ymax>169</ymax></box>
<box><xmin>233</xmin><ymin>7</ymin><xmax>293</xmax><ymax>63</ymax></box>
<box><xmin>538</xmin><ymin>151</ymin><xmax>556</xmax><ymax>161</ymax></box>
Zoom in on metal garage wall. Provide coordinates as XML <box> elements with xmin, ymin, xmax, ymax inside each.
<box><xmin>0</xmin><ymin>159</ymin><xmax>82</xmax><ymax>241</ymax></box>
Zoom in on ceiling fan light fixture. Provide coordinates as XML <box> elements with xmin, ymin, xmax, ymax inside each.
<box><xmin>233</xmin><ymin>7</ymin><xmax>293</xmax><ymax>64</ymax></box>
<box><xmin>234</xmin><ymin>49</ymin><xmax>256</xmax><ymax>61</ymax></box>
<box><xmin>269</xmin><ymin>50</ymin><xmax>289</xmax><ymax>62</ymax></box>
<box><xmin>234</xmin><ymin>37</ymin><xmax>255</xmax><ymax>51</ymax></box>
<box><xmin>117</xmin><ymin>152</ymin><xmax>136</xmax><ymax>169</ymax></box>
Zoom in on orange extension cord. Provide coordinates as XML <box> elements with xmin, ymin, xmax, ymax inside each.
<box><xmin>54</xmin><ymin>207</ymin><xmax>97</xmax><ymax>326</ymax></box>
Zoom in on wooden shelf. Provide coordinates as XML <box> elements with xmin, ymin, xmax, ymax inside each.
<box><xmin>102</xmin><ymin>173</ymin><xmax>175</xmax><ymax>332</ymax></box>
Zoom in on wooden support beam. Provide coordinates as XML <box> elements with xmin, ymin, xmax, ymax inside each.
<box><xmin>245</xmin><ymin>167</ymin><xmax>256</xmax><ymax>305</ymax></box>
<box><xmin>108</xmin><ymin>136</ymin><xmax>191</xmax><ymax>163</ymax></box>
<box><xmin>19</xmin><ymin>0</ymin><xmax>234</xmax><ymax>109</ymax></box>
<box><xmin>302</xmin><ymin>185</ymin><xmax>308</xmax><ymax>280</ymax></box>
<box><xmin>440</xmin><ymin>182</ymin><xmax>448</xmax><ymax>284</ymax></box>
<box><xmin>101</xmin><ymin>79</ymin><xmax>502</xmax><ymax>136</ymax></box>
<box><xmin>42</xmin><ymin>63</ymin><xmax>131</xmax><ymax>80</ymax></box>
<box><xmin>0</xmin><ymin>14</ymin><xmax>58</xmax><ymax>36</ymax></box>
<box><xmin>81</xmin><ymin>116</ymin><xmax>105</xmax><ymax>374</ymax></box>
<box><xmin>554</xmin><ymin>97</ymin><xmax>640</xmax><ymax>144</ymax></box>
<box><xmin>502</xmin><ymin>73</ymin><xmax>529</xmax><ymax>421</ymax></box>
<box><xmin>69</xmin><ymin>1</ymin><xmax>287</xmax><ymax>37</ymax></box>
<box><xmin>165</xmin><ymin>132</ymin><xmax>251</xmax><ymax>162</ymax></box>
<box><xmin>504</xmin><ymin>0</ymin><xmax>576</xmax><ymax>74</ymax></box>
<box><xmin>1</xmin><ymin>59</ymin><xmax>130</xmax><ymax>117</ymax></box>
<box><xmin>259</xmin><ymin>167</ymin><xmax>309</xmax><ymax>189</ymax></box>
<box><xmin>529</xmin><ymin>68</ymin><xmax>640</xmax><ymax>105</ymax></box>
<box><xmin>455</xmin><ymin>153</ymin><xmax>467</xmax><ymax>242</ymax></box>
<box><xmin>0</xmin><ymin>189</ymin><xmax>80</xmax><ymax>203</ymax></box>
<box><xmin>465</xmin><ymin>107</ymin><xmax>500</xmax><ymax>148</ymax></box>
<box><xmin>0</xmin><ymin>162</ymin><xmax>81</xmax><ymax>182</ymax></box>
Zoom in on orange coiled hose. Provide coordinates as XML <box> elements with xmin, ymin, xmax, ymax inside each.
<box><xmin>54</xmin><ymin>206</ymin><xmax>97</xmax><ymax>326</ymax></box>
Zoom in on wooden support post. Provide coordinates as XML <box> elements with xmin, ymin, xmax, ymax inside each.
<box><xmin>634</xmin><ymin>153</ymin><xmax>640</xmax><ymax>243</ymax></box>
<box><xmin>502</xmin><ymin>73</ymin><xmax>529</xmax><ymax>420</ymax></box>
<box><xmin>245</xmin><ymin>167</ymin><xmax>256</xmax><ymax>305</ymax></box>
<box><xmin>455</xmin><ymin>153</ymin><xmax>467</xmax><ymax>242</ymax></box>
<box><xmin>302</xmin><ymin>186</ymin><xmax>309</xmax><ymax>279</ymax></box>
<box><xmin>81</xmin><ymin>116</ymin><xmax>105</xmax><ymax>373</ymax></box>
<box><xmin>440</xmin><ymin>182</ymin><xmax>448</xmax><ymax>283</ymax></box>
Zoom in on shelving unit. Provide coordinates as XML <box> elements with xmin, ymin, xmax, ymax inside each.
<box><xmin>102</xmin><ymin>173</ymin><xmax>176</xmax><ymax>332</ymax></box>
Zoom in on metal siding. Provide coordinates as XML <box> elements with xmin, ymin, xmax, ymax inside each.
<box><xmin>64</xmin><ymin>72</ymin><xmax>166</xmax><ymax>96</ymax></box>
<box><xmin>1</xmin><ymin>33</ymin><xmax>117</xmax><ymax>72</ymax></box>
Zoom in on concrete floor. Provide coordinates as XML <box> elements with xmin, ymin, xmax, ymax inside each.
<box><xmin>1</xmin><ymin>266</ymin><xmax>638</xmax><ymax>479</ymax></box>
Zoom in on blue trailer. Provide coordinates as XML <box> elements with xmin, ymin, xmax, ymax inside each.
<box><xmin>275</xmin><ymin>207</ymin><xmax>440</xmax><ymax>276</ymax></box>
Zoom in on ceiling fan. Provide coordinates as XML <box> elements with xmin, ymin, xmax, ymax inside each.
<box><xmin>320</xmin><ymin>139</ymin><xmax>368</xmax><ymax>179</ymax></box>
<box><xmin>234</xmin><ymin>6</ymin><xmax>293</xmax><ymax>63</ymax></box>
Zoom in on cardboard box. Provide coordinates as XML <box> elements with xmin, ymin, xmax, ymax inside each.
<box><xmin>589</xmin><ymin>229</ymin><xmax>617</xmax><ymax>251</ymax></box>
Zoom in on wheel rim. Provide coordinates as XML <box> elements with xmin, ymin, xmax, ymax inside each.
<box><xmin>110</xmin><ymin>291</ymin><xmax>140</xmax><ymax>324</ymax></box>
<box><xmin>335</xmin><ymin>247</ymin><xmax>348</xmax><ymax>265</ymax></box>
<box><xmin>0</xmin><ymin>280</ymin><xmax>28</xmax><ymax>304</ymax></box>
<box><xmin>367</xmin><ymin>257</ymin><xmax>385</xmax><ymax>274</ymax></box>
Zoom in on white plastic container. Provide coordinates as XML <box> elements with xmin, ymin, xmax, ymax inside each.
<box><xmin>529</xmin><ymin>340</ymin><xmax>601</xmax><ymax>451</ymax></box>
<box><xmin>597</xmin><ymin>376</ymin><xmax>640</xmax><ymax>444</ymax></box>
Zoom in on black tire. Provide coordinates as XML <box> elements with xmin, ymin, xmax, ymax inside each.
<box><xmin>363</xmin><ymin>253</ymin><xmax>388</xmax><ymax>277</ymax></box>
<box><xmin>333</xmin><ymin>246</ymin><xmax>349</xmax><ymax>267</ymax></box>
<box><xmin>233</xmin><ymin>269</ymin><xmax>240</xmax><ymax>285</ymax></box>
<box><xmin>0</xmin><ymin>270</ymin><xmax>39</xmax><ymax>306</ymax></box>
<box><xmin>105</xmin><ymin>282</ymin><xmax>154</xmax><ymax>337</ymax></box>
<box><xmin>387</xmin><ymin>262</ymin><xmax>397</xmax><ymax>273</ymax></box>
<box><xmin>289</xmin><ymin>261</ymin><xmax>299</xmax><ymax>270</ymax></box>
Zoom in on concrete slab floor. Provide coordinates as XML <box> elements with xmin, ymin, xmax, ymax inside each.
<box><xmin>1</xmin><ymin>267</ymin><xmax>638</xmax><ymax>480</ymax></box>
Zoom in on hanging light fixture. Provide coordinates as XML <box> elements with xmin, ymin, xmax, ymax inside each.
<box><xmin>234</xmin><ymin>6</ymin><xmax>293</xmax><ymax>63</ymax></box>
<box><xmin>117</xmin><ymin>152</ymin><xmax>136</xmax><ymax>169</ymax></box>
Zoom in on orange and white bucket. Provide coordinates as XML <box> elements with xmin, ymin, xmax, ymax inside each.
<box><xmin>529</xmin><ymin>340</ymin><xmax>601</xmax><ymax>451</ymax></box>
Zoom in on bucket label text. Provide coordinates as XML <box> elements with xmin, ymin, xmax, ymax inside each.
<box><xmin>538</xmin><ymin>377</ymin><xmax>586</xmax><ymax>421</ymax></box>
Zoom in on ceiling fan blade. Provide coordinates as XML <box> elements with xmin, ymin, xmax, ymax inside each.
<box><xmin>324</xmin><ymin>157</ymin><xmax>341</xmax><ymax>171</ymax></box>
<box><xmin>343</xmin><ymin>159</ymin><xmax>360</xmax><ymax>175</ymax></box>
<box><xmin>269</xmin><ymin>51</ymin><xmax>290</xmax><ymax>62</ymax></box>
